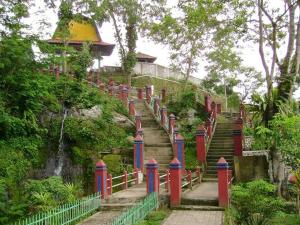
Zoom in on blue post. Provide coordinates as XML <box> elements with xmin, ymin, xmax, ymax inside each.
<box><xmin>146</xmin><ymin>159</ymin><xmax>159</xmax><ymax>194</ymax></box>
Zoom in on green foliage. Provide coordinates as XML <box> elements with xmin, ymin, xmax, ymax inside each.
<box><xmin>269</xmin><ymin>213</ymin><xmax>300</xmax><ymax>225</ymax></box>
<box><xmin>137</xmin><ymin>207</ymin><xmax>170</xmax><ymax>225</ymax></box>
<box><xmin>103</xmin><ymin>155</ymin><xmax>125</xmax><ymax>176</ymax></box>
<box><xmin>231</xmin><ymin>180</ymin><xmax>287</xmax><ymax>225</ymax></box>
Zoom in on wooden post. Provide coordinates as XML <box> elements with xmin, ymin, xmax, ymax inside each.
<box><xmin>217</xmin><ymin>157</ymin><xmax>229</xmax><ymax>207</ymax></box>
<box><xmin>211</xmin><ymin>101</ymin><xmax>217</xmax><ymax>119</ymax></box>
<box><xmin>95</xmin><ymin>160</ymin><xmax>107</xmax><ymax>199</ymax></box>
<box><xmin>134</xmin><ymin>168</ymin><xmax>139</xmax><ymax>185</ymax></box>
<box><xmin>134</xmin><ymin>135</ymin><xmax>144</xmax><ymax>173</ymax></box>
<box><xmin>217</xmin><ymin>103</ymin><xmax>222</xmax><ymax>114</ymax></box>
<box><xmin>196</xmin><ymin>125</ymin><xmax>206</xmax><ymax>163</ymax></box>
<box><xmin>122</xmin><ymin>87</ymin><xmax>129</xmax><ymax>107</ymax></box>
<box><xmin>146</xmin><ymin>159</ymin><xmax>159</xmax><ymax>194</ymax></box>
<box><xmin>169</xmin><ymin>158</ymin><xmax>182</xmax><ymax>207</ymax></box>
<box><xmin>187</xmin><ymin>170</ymin><xmax>192</xmax><ymax>189</ymax></box>
<box><xmin>161</xmin><ymin>88</ymin><xmax>166</xmax><ymax>102</ymax></box>
<box><xmin>55</xmin><ymin>67</ymin><xmax>60</xmax><ymax>80</ymax></box>
<box><xmin>196</xmin><ymin>168</ymin><xmax>201</xmax><ymax>183</ymax></box>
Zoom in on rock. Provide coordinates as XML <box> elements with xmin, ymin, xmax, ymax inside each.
<box><xmin>71</xmin><ymin>105</ymin><xmax>102</xmax><ymax>119</ymax></box>
<box><xmin>112</xmin><ymin>112</ymin><xmax>135</xmax><ymax>128</ymax></box>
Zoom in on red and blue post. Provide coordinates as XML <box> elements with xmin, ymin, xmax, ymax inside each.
<box><xmin>134</xmin><ymin>135</ymin><xmax>144</xmax><ymax>173</ymax></box>
<box><xmin>217</xmin><ymin>157</ymin><xmax>229</xmax><ymax>207</ymax></box>
<box><xmin>196</xmin><ymin>125</ymin><xmax>206</xmax><ymax>163</ymax></box>
<box><xmin>146</xmin><ymin>159</ymin><xmax>159</xmax><ymax>194</ymax></box>
<box><xmin>95</xmin><ymin>160</ymin><xmax>107</xmax><ymax>199</ymax></box>
<box><xmin>169</xmin><ymin>114</ymin><xmax>176</xmax><ymax>134</ymax></box>
<box><xmin>233</xmin><ymin>124</ymin><xmax>243</xmax><ymax>156</ymax></box>
<box><xmin>169</xmin><ymin>158</ymin><xmax>182</xmax><ymax>207</ymax></box>
<box><xmin>174</xmin><ymin>134</ymin><xmax>185</xmax><ymax>172</ymax></box>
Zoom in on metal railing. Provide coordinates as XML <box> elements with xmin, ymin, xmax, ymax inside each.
<box><xmin>109</xmin><ymin>192</ymin><xmax>159</xmax><ymax>225</ymax></box>
<box><xmin>12</xmin><ymin>192</ymin><xmax>101</xmax><ymax>225</ymax></box>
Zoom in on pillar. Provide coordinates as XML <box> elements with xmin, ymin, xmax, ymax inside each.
<box><xmin>217</xmin><ymin>103</ymin><xmax>222</xmax><ymax>114</ymax></box>
<box><xmin>196</xmin><ymin>125</ymin><xmax>206</xmax><ymax>163</ymax></box>
<box><xmin>233</xmin><ymin>124</ymin><xmax>243</xmax><ymax>156</ymax></box>
<box><xmin>146</xmin><ymin>85</ymin><xmax>152</xmax><ymax>104</ymax></box>
<box><xmin>154</xmin><ymin>98</ymin><xmax>160</xmax><ymax>115</ymax></box>
<box><xmin>135</xmin><ymin>115</ymin><xmax>141</xmax><ymax>131</ymax></box>
<box><xmin>146</xmin><ymin>159</ymin><xmax>159</xmax><ymax>194</ymax></box>
<box><xmin>160</xmin><ymin>107</ymin><xmax>167</xmax><ymax>126</ymax></box>
<box><xmin>134</xmin><ymin>135</ymin><xmax>144</xmax><ymax>172</ymax></box>
<box><xmin>129</xmin><ymin>100</ymin><xmax>135</xmax><ymax>116</ymax></box>
<box><xmin>161</xmin><ymin>88</ymin><xmax>166</xmax><ymax>102</ymax></box>
<box><xmin>204</xmin><ymin>95</ymin><xmax>212</xmax><ymax>112</ymax></box>
<box><xmin>205</xmin><ymin>119</ymin><xmax>212</xmax><ymax>138</ymax></box>
<box><xmin>169</xmin><ymin>114</ymin><xmax>176</xmax><ymax>134</ymax></box>
<box><xmin>174</xmin><ymin>134</ymin><xmax>185</xmax><ymax>171</ymax></box>
<box><xmin>95</xmin><ymin>160</ymin><xmax>107</xmax><ymax>199</ymax></box>
<box><xmin>169</xmin><ymin>158</ymin><xmax>182</xmax><ymax>207</ymax></box>
<box><xmin>217</xmin><ymin>157</ymin><xmax>229</xmax><ymax>207</ymax></box>
<box><xmin>137</xmin><ymin>88</ymin><xmax>144</xmax><ymax>100</ymax></box>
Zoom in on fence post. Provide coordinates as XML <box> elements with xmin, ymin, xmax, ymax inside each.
<box><xmin>165</xmin><ymin>169</ymin><xmax>170</xmax><ymax>192</ymax></box>
<box><xmin>134</xmin><ymin>134</ymin><xmax>144</xmax><ymax>173</ymax></box>
<box><xmin>154</xmin><ymin>98</ymin><xmax>160</xmax><ymax>115</ymax></box>
<box><xmin>137</xmin><ymin>88</ymin><xmax>144</xmax><ymax>100</ymax></box>
<box><xmin>129</xmin><ymin>100</ymin><xmax>135</xmax><ymax>116</ymax></box>
<box><xmin>95</xmin><ymin>160</ymin><xmax>107</xmax><ymax>199</ymax></box>
<box><xmin>161</xmin><ymin>88</ymin><xmax>166</xmax><ymax>102</ymax></box>
<box><xmin>107</xmin><ymin>174</ymin><xmax>112</xmax><ymax>196</ymax></box>
<box><xmin>160</xmin><ymin>107</ymin><xmax>167</xmax><ymax>126</ymax></box>
<box><xmin>204</xmin><ymin>95</ymin><xmax>212</xmax><ymax>112</ymax></box>
<box><xmin>187</xmin><ymin>170</ymin><xmax>192</xmax><ymax>189</ymax></box>
<box><xmin>196</xmin><ymin>167</ymin><xmax>201</xmax><ymax>183</ymax></box>
<box><xmin>108</xmin><ymin>78</ymin><xmax>114</xmax><ymax>87</ymax></box>
<box><xmin>233</xmin><ymin>124</ymin><xmax>243</xmax><ymax>156</ymax></box>
<box><xmin>196</xmin><ymin>125</ymin><xmax>206</xmax><ymax>163</ymax></box>
<box><xmin>135</xmin><ymin>115</ymin><xmax>142</xmax><ymax>131</ymax></box>
<box><xmin>123</xmin><ymin>171</ymin><xmax>128</xmax><ymax>189</ymax></box>
<box><xmin>169</xmin><ymin>114</ymin><xmax>176</xmax><ymax>134</ymax></box>
<box><xmin>134</xmin><ymin>168</ymin><xmax>139</xmax><ymax>185</ymax></box>
<box><xmin>205</xmin><ymin>119</ymin><xmax>212</xmax><ymax>138</ymax></box>
<box><xmin>169</xmin><ymin>158</ymin><xmax>182</xmax><ymax>207</ymax></box>
<box><xmin>174</xmin><ymin>134</ymin><xmax>185</xmax><ymax>172</ymax></box>
<box><xmin>217</xmin><ymin>157</ymin><xmax>229</xmax><ymax>207</ymax></box>
<box><xmin>146</xmin><ymin>159</ymin><xmax>159</xmax><ymax>194</ymax></box>
<box><xmin>146</xmin><ymin>85</ymin><xmax>152</xmax><ymax>104</ymax></box>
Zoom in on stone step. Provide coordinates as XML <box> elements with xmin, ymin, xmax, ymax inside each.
<box><xmin>202</xmin><ymin>177</ymin><xmax>218</xmax><ymax>182</ymax></box>
<box><xmin>181</xmin><ymin>197</ymin><xmax>218</xmax><ymax>206</ymax></box>
<box><xmin>145</xmin><ymin>147</ymin><xmax>173</xmax><ymax>154</ymax></box>
<box><xmin>172</xmin><ymin>205</ymin><xmax>224</xmax><ymax>211</ymax></box>
<box><xmin>145</xmin><ymin>143</ymin><xmax>172</xmax><ymax>147</ymax></box>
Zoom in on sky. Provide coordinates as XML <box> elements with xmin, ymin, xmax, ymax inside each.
<box><xmin>24</xmin><ymin>0</ymin><xmax>300</xmax><ymax>99</ymax></box>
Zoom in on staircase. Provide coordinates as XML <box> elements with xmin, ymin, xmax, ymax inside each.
<box><xmin>134</xmin><ymin>100</ymin><xmax>173</xmax><ymax>172</ymax></box>
<box><xmin>205</xmin><ymin>113</ymin><xmax>238</xmax><ymax>179</ymax></box>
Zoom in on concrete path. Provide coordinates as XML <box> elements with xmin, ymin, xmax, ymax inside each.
<box><xmin>182</xmin><ymin>182</ymin><xmax>218</xmax><ymax>201</ymax></box>
<box><xmin>163</xmin><ymin>210</ymin><xmax>223</xmax><ymax>225</ymax></box>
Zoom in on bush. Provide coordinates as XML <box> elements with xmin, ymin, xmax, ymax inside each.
<box><xmin>269</xmin><ymin>212</ymin><xmax>300</xmax><ymax>225</ymax></box>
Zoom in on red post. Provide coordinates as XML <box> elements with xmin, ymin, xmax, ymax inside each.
<box><xmin>95</xmin><ymin>160</ymin><xmax>107</xmax><ymax>199</ymax></box>
<box><xmin>134</xmin><ymin>134</ymin><xmax>144</xmax><ymax>172</ymax></box>
<box><xmin>160</xmin><ymin>107</ymin><xmax>167</xmax><ymax>126</ymax></box>
<box><xmin>154</xmin><ymin>98</ymin><xmax>160</xmax><ymax>115</ymax></box>
<box><xmin>161</xmin><ymin>88</ymin><xmax>166</xmax><ymax>102</ymax></box>
<box><xmin>217</xmin><ymin>103</ymin><xmax>222</xmax><ymax>114</ymax></box>
<box><xmin>174</xmin><ymin>134</ymin><xmax>185</xmax><ymax>172</ymax></box>
<box><xmin>169</xmin><ymin>114</ymin><xmax>176</xmax><ymax>134</ymax></box>
<box><xmin>196</xmin><ymin>168</ymin><xmax>201</xmax><ymax>183</ymax></box>
<box><xmin>135</xmin><ymin>115</ymin><xmax>142</xmax><ymax>131</ymax></box>
<box><xmin>196</xmin><ymin>125</ymin><xmax>206</xmax><ymax>163</ymax></box>
<box><xmin>169</xmin><ymin>158</ymin><xmax>182</xmax><ymax>207</ymax></box>
<box><xmin>123</xmin><ymin>171</ymin><xmax>128</xmax><ymax>190</ymax></box>
<box><xmin>233</xmin><ymin>124</ymin><xmax>243</xmax><ymax>156</ymax></box>
<box><xmin>187</xmin><ymin>170</ymin><xmax>192</xmax><ymax>189</ymax></box>
<box><xmin>204</xmin><ymin>95</ymin><xmax>212</xmax><ymax>112</ymax></box>
<box><xmin>146</xmin><ymin>85</ymin><xmax>152</xmax><ymax>104</ymax></box>
<box><xmin>205</xmin><ymin>119</ymin><xmax>212</xmax><ymax>138</ymax></box>
<box><xmin>165</xmin><ymin>169</ymin><xmax>170</xmax><ymax>192</ymax></box>
<box><xmin>129</xmin><ymin>100</ymin><xmax>135</xmax><ymax>116</ymax></box>
<box><xmin>211</xmin><ymin>101</ymin><xmax>217</xmax><ymax>119</ymax></box>
<box><xmin>217</xmin><ymin>157</ymin><xmax>229</xmax><ymax>207</ymax></box>
<box><xmin>107</xmin><ymin>173</ymin><xmax>112</xmax><ymax>196</ymax></box>
<box><xmin>136</xmin><ymin>128</ymin><xmax>143</xmax><ymax>137</ymax></box>
<box><xmin>146</xmin><ymin>159</ymin><xmax>159</xmax><ymax>194</ymax></box>
<box><xmin>137</xmin><ymin>88</ymin><xmax>144</xmax><ymax>100</ymax></box>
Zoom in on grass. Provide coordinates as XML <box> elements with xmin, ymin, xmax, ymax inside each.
<box><xmin>136</xmin><ymin>206</ymin><xmax>171</xmax><ymax>225</ymax></box>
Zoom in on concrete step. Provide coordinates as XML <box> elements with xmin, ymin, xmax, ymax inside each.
<box><xmin>181</xmin><ymin>197</ymin><xmax>218</xmax><ymax>206</ymax></box>
<box><xmin>145</xmin><ymin>143</ymin><xmax>172</xmax><ymax>147</ymax></box>
<box><xmin>173</xmin><ymin>205</ymin><xmax>224</xmax><ymax>211</ymax></box>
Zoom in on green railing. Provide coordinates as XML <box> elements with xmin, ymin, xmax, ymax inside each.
<box><xmin>12</xmin><ymin>192</ymin><xmax>101</xmax><ymax>225</ymax></box>
<box><xmin>109</xmin><ymin>192</ymin><xmax>159</xmax><ymax>225</ymax></box>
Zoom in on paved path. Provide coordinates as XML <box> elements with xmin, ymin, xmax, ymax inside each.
<box><xmin>163</xmin><ymin>210</ymin><xmax>223</xmax><ymax>225</ymax></box>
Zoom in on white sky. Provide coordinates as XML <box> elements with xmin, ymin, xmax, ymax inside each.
<box><xmin>24</xmin><ymin>0</ymin><xmax>300</xmax><ymax>99</ymax></box>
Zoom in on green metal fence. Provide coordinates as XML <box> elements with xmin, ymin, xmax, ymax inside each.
<box><xmin>12</xmin><ymin>192</ymin><xmax>101</xmax><ymax>225</ymax></box>
<box><xmin>110</xmin><ymin>192</ymin><xmax>159</xmax><ymax>225</ymax></box>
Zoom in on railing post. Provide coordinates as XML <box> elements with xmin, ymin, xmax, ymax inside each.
<box><xmin>204</xmin><ymin>95</ymin><xmax>212</xmax><ymax>112</ymax></box>
<box><xmin>165</xmin><ymin>169</ymin><xmax>170</xmax><ymax>192</ymax></box>
<box><xmin>129</xmin><ymin>100</ymin><xmax>135</xmax><ymax>116</ymax></box>
<box><xmin>137</xmin><ymin>88</ymin><xmax>144</xmax><ymax>100</ymax></box>
<box><xmin>160</xmin><ymin>107</ymin><xmax>167</xmax><ymax>126</ymax></box>
<box><xmin>146</xmin><ymin>159</ymin><xmax>159</xmax><ymax>194</ymax></box>
<box><xmin>134</xmin><ymin>134</ymin><xmax>144</xmax><ymax>173</ymax></box>
<box><xmin>134</xmin><ymin>168</ymin><xmax>139</xmax><ymax>185</ymax></box>
<box><xmin>217</xmin><ymin>157</ymin><xmax>229</xmax><ymax>207</ymax></box>
<box><xmin>217</xmin><ymin>103</ymin><xmax>222</xmax><ymax>114</ymax></box>
<box><xmin>169</xmin><ymin>158</ymin><xmax>182</xmax><ymax>207</ymax></box>
<box><xmin>196</xmin><ymin>125</ymin><xmax>206</xmax><ymax>163</ymax></box>
<box><xmin>154</xmin><ymin>98</ymin><xmax>160</xmax><ymax>115</ymax></box>
<box><xmin>55</xmin><ymin>67</ymin><xmax>60</xmax><ymax>80</ymax></box>
<box><xmin>122</xmin><ymin>87</ymin><xmax>129</xmax><ymax>107</ymax></box>
<box><xmin>123</xmin><ymin>171</ymin><xmax>128</xmax><ymax>189</ymax></box>
<box><xmin>233</xmin><ymin>124</ymin><xmax>243</xmax><ymax>156</ymax></box>
<box><xmin>169</xmin><ymin>114</ymin><xmax>176</xmax><ymax>134</ymax></box>
<box><xmin>174</xmin><ymin>134</ymin><xmax>185</xmax><ymax>172</ymax></box>
<box><xmin>146</xmin><ymin>85</ymin><xmax>152</xmax><ymax>104</ymax></box>
<box><xmin>107</xmin><ymin>173</ymin><xmax>112</xmax><ymax>196</ymax></box>
<box><xmin>205</xmin><ymin>119</ymin><xmax>212</xmax><ymax>138</ymax></box>
<box><xmin>211</xmin><ymin>101</ymin><xmax>217</xmax><ymax>120</ymax></box>
<box><xmin>161</xmin><ymin>88</ymin><xmax>166</xmax><ymax>102</ymax></box>
<box><xmin>95</xmin><ymin>160</ymin><xmax>107</xmax><ymax>199</ymax></box>
<box><xmin>135</xmin><ymin>115</ymin><xmax>142</xmax><ymax>131</ymax></box>
<box><xmin>187</xmin><ymin>170</ymin><xmax>192</xmax><ymax>189</ymax></box>
<box><xmin>196</xmin><ymin>167</ymin><xmax>201</xmax><ymax>183</ymax></box>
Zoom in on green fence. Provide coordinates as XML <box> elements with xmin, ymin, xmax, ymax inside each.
<box><xmin>12</xmin><ymin>192</ymin><xmax>101</xmax><ymax>225</ymax></box>
<box><xmin>110</xmin><ymin>192</ymin><xmax>159</xmax><ymax>225</ymax></box>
